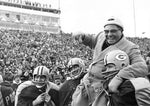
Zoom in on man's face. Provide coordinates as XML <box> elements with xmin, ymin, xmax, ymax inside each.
<box><xmin>14</xmin><ymin>77</ymin><xmax>21</xmax><ymax>84</ymax></box>
<box><xmin>34</xmin><ymin>75</ymin><xmax>47</xmax><ymax>87</ymax></box>
<box><xmin>104</xmin><ymin>25</ymin><xmax>122</xmax><ymax>44</ymax></box>
<box><xmin>69</xmin><ymin>65</ymin><xmax>82</xmax><ymax>79</ymax></box>
<box><xmin>54</xmin><ymin>79</ymin><xmax>61</xmax><ymax>85</ymax></box>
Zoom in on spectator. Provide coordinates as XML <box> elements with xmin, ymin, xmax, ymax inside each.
<box><xmin>0</xmin><ymin>74</ymin><xmax>15</xmax><ymax>106</ymax></box>
<box><xmin>53</xmin><ymin>74</ymin><xmax>62</xmax><ymax>87</ymax></box>
<box><xmin>1</xmin><ymin>71</ymin><xmax>14</xmax><ymax>87</ymax></box>
<box><xmin>146</xmin><ymin>52</ymin><xmax>150</xmax><ymax>65</ymax></box>
<box><xmin>12</xmin><ymin>75</ymin><xmax>21</xmax><ymax>92</ymax></box>
<box><xmin>72</xmin><ymin>16</ymin><xmax>148</xmax><ymax>106</ymax></box>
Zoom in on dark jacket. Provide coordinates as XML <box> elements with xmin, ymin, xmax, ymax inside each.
<box><xmin>0</xmin><ymin>85</ymin><xmax>15</xmax><ymax>106</ymax></box>
<box><xmin>16</xmin><ymin>81</ymin><xmax>59</xmax><ymax>106</ymax></box>
<box><xmin>59</xmin><ymin>72</ymin><xmax>85</xmax><ymax>106</ymax></box>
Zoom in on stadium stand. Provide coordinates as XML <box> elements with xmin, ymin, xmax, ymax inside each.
<box><xmin>0</xmin><ymin>0</ymin><xmax>60</xmax><ymax>33</ymax></box>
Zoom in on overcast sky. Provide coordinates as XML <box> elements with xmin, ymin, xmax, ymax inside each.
<box><xmin>33</xmin><ymin>0</ymin><xmax>150</xmax><ymax>38</ymax></box>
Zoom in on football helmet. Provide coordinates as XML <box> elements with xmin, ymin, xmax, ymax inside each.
<box><xmin>104</xmin><ymin>50</ymin><xmax>129</xmax><ymax>70</ymax></box>
<box><xmin>67</xmin><ymin>58</ymin><xmax>85</xmax><ymax>79</ymax></box>
<box><xmin>32</xmin><ymin>66</ymin><xmax>50</xmax><ymax>88</ymax></box>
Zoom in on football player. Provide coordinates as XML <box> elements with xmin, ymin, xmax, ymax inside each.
<box><xmin>15</xmin><ymin>66</ymin><xmax>59</xmax><ymax>106</ymax></box>
<box><xmin>59</xmin><ymin>58</ymin><xmax>86</xmax><ymax>106</ymax></box>
<box><xmin>93</xmin><ymin>50</ymin><xmax>150</xmax><ymax>106</ymax></box>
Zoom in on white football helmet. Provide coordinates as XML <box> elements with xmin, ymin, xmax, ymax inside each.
<box><xmin>104</xmin><ymin>50</ymin><xmax>129</xmax><ymax>70</ymax></box>
<box><xmin>32</xmin><ymin>66</ymin><xmax>50</xmax><ymax>88</ymax></box>
<box><xmin>67</xmin><ymin>58</ymin><xmax>85</xmax><ymax>79</ymax></box>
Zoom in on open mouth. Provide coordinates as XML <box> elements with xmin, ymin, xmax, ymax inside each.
<box><xmin>71</xmin><ymin>70</ymin><xmax>80</xmax><ymax>76</ymax></box>
<box><xmin>107</xmin><ymin>38</ymin><xmax>116</xmax><ymax>44</ymax></box>
<box><xmin>70</xmin><ymin>68</ymin><xmax>81</xmax><ymax>77</ymax></box>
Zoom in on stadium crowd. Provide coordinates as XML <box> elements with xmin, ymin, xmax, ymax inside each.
<box><xmin>0</xmin><ymin>29</ymin><xmax>150</xmax><ymax>81</ymax></box>
<box><xmin>0</xmin><ymin>28</ymin><xmax>150</xmax><ymax>106</ymax></box>
<box><xmin>0</xmin><ymin>29</ymin><xmax>93</xmax><ymax>82</ymax></box>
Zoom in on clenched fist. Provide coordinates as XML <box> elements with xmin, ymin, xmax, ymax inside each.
<box><xmin>72</xmin><ymin>31</ymin><xmax>85</xmax><ymax>43</ymax></box>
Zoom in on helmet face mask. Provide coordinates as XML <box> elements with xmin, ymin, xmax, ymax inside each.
<box><xmin>67</xmin><ymin>58</ymin><xmax>85</xmax><ymax>79</ymax></box>
<box><xmin>105</xmin><ymin>63</ymin><xmax>118</xmax><ymax>72</ymax></box>
<box><xmin>68</xmin><ymin>64</ymin><xmax>82</xmax><ymax>79</ymax></box>
<box><xmin>32</xmin><ymin>66</ymin><xmax>49</xmax><ymax>88</ymax></box>
<box><xmin>33</xmin><ymin>75</ymin><xmax>47</xmax><ymax>87</ymax></box>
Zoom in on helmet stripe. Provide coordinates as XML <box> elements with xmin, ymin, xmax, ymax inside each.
<box><xmin>37</xmin><ymin>67</ymin><xmax>40</xmax><ymax>75</ymax></box>
<box><xmin>40</xmin><ymin>66</ymin><xmax>44</xmax><ymax>75</ymax></box>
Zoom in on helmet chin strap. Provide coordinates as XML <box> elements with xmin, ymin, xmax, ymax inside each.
<box><xmin>36</xmin><ymin>84</ymin><xmax>45</xmax><ymax>88</ymax></box>
<box><xmin>32</xmin><ymin>79</ymin><xmax>47</xmax><ymax>88</ymax></box>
